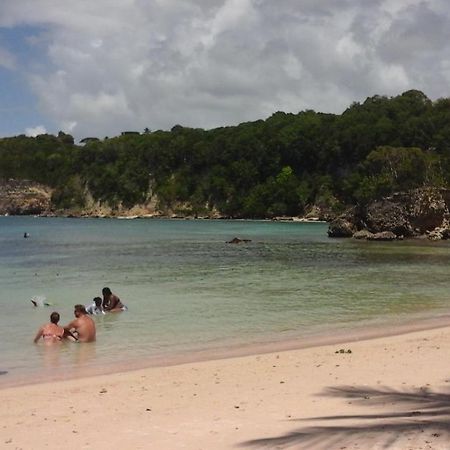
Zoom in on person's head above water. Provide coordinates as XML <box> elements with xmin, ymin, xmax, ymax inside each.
<box><xmin>74</xmin><ymin>304</ymin><xmax>87</xmax><ymax>317</ymax></box>
<box><xmin>50</xmin><ymin>312</ymin><xmax>60</xmax><ymax>324</ymax></box>
<box><xmin>102</xmin><ymin>287</ymin><xmax>112</xmax><ymax>296</ymax></box>
<box><xmin>93</xmin><ymin>297</ymin><xmax>102</xmax><ymax>307</ymax></box>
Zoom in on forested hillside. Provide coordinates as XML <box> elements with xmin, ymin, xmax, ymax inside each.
<box><xmin>1</xmin><ymin>90</ymin><xmax>450</xmax><ymax>218</ymax></box>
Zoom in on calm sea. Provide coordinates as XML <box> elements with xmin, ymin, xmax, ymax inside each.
<box><xmin>1</xmin><ymin>216</ymin><xmax>450</xmax><ymax>386</ymax></box>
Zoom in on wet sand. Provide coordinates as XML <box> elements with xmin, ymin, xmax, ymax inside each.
<box><xmin>2</xmin><ymin>324</ymin><xmax>450</xmax><ymax>449</ymax></box>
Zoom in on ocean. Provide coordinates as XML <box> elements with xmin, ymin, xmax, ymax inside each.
<box><xmin>1</xmin><ymin>216</ymin><xmax>450</xmax><ymax>387</ymax></box>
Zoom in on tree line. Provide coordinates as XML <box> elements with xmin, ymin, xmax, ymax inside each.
<box><xmin>1</xmin><ymin>89</ymin><xmax>450</xmax><ymax>218</ymax></box>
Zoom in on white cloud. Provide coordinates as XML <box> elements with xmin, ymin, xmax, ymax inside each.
<box><xmin>1</xmin><ymin>0</ymin><xmax>450</xmax><ymax>139</ymax></box>
<box><xmin>25</xmin><ymin>125</ymin><xmax>47</xmax><ymax>137</ymax></box>
<box><xmin>0</xmin><ymin>46</ymin><xmax>16</xmax><ymax>69</ymax></box>
<box><xmin>61</xmin><ymin>121</ymin><xmax>77</xmax><ymax>132</ymax></box>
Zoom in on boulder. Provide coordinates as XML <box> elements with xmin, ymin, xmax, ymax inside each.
<box><xmin>327</xmin><ymin>218</ymin><xmax>355</xmax><ymax>237</ymax></box>
<box><xmin>353</xmin><ymin>229</ymin><xmax>374</xmax><ymax>240</ymax></box>
<box><xmin>408</xmin><ymin>189</ymin><xmax>448</xmax><ymax>233</ymax></box>
<box><xmin>366</xmin><ymin>231</ymin><xmax>397</xmax><ymax>241</ymax></box>
<box><xmin>227</xmin><ymin>237</ymin><xmax>252</xmax><ymax>244</ymax></box>
<box><xmin>364</xmin><ymin>200</ymin><xmax>413</xmax><ymax>236</ymax></box>
<box><xmin>427</xmin><ymin>219</ymin><xmax>450</xmax><ymax>240</ymax></box>
<box><xmin>328</xmin><ymin>188</ymin><xmax>450</xmax><ymax>240</ymax></box>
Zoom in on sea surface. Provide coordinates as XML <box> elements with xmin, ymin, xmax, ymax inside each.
<box><xmin>1</xmin><ymin>216</ymin><xmax>450</xmax><ymax>387</ymax></box>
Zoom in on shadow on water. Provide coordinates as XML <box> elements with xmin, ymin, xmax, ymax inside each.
<box><xmin>240</xmin><ymin>384</ymin><xmax>450</xmax><ymax>449</ymax></box>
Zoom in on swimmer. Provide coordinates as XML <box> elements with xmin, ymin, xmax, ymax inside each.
<box><xmin>33</xmin><ymin>312</ymin><xmax>75</xmax><ymax>343</ymax></box>
<box><xmin>63</xmin><ymin>305</ymin><xmax>96</xmax><ymax>343</ymax></box>
<box><xmin>85</xmin><ymin>297</ymin><xmax>105</xmax><ymax>315</ymax></box>
<box><xmin>102</xmin><ymin>287</ymin><xmax>128</xmax><ymax>312</ymax></box>
<box><xmin>31</xmin><ymin>295</ymin><xmax>51</xmax><ymax>307</ymax></box>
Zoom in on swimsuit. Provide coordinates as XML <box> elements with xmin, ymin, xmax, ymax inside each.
<box><xmin>42</xmin><ymin>333</ymin><xmax>63</xmax><ymax>340</ymax></box>
<box><xmin>42</xmin><ymin>325</ymin><xmax>64</xmax><ymax>340</ymax></box>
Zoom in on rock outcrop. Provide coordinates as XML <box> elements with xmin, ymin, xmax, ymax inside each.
<box><xmin>0</xmin><ymin>180</ymin><xmax>52</xmax><ymax>215</ymax></box>
<box><xmin>226</xmin><ymin>237</ymin><xmax>252</xmax><ymax>244</ymax></box>
<box><xmin>328</xmin><ymin>188</ymin><xmax>450</xmax><ymax>240</ymax></box>
<box><xmin>327</xmin><ymin>217</ymin><xmax>356</xmax><ymax>237</ymax></box>
<box><xmin>366</xmin><ymin>231</ymin><xmax>398</xmax><ymax>241</ymax></box>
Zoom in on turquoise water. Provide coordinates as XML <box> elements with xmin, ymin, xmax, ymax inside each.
<box><xmin>1</xmin><ymin>216</ymin><xmax>450</xmax><ymax>386</ymax></box>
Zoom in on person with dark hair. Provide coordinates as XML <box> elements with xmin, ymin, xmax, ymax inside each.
<box><xmin>85</xmin><ymin>297</ymin><xmax>105</xmax><ymax>315</ymax></box>
<box><xmin>63</xmin><ymin>304</ymin><xmax>96</xmax><ymax>342</ymax></box>
<box><xmin>34</xmin><ymin>312</ymin><xmax>66</xmax><ymax>343</ymax></box>
<box><xmin>102</xmin><ymin>287</ymin><xmax>127</xmax><ymax>312</ymax></box>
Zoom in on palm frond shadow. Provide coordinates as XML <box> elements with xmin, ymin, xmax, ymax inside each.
<box><xmin>240</xmin><ymin>384</ymin><xmax>450</xmax><ymax>449</ymax></box>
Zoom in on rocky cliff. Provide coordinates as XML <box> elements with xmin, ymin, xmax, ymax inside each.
<box><xmin>6</xmin><ymin>179</ymin><xmax>445</xmax><ymax>239</ymax></box>
<box><xmin>0</xmin><ymin>179</ymin><xmax>229</xmax><ymax>219</ymax></box>
<box><xmin>328</xmin><ymin>188</ymin><xmax>450</xmax><ymax>240</ymax></box>
<box><xmin>0</xmin><ymin>180</ymin><xmax>53</xmax><ymax>215</ymax></box>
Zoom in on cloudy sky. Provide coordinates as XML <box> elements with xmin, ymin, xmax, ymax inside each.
<box><xmin>1</xmin><ymin>0</ymin><xmax>450</xmax><ymax>141</ymax></box>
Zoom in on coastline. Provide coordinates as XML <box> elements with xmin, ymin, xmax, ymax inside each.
<box><xmin>2</xmin><ymin>323</ymin><xmax>450</xmax><ymax>449</ymax></box>
<box><xmin>2</xmin><ymin>212</ymin><xmax>327</xmax><ymax>222</ymax></box>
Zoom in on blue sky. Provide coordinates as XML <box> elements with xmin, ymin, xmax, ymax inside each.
<box><xmin>0</xmin><ymin>69</ymin><xmax>54</xmax><ymax>136</ymax></box>
<box><xmin>0</xmin><ymin>25</ymin><xmax>54</xmax><ymax>136</ymax></box>
<box><xmin>1</xmin><ymin>0</ymin><xmax>450</xmax><ymax>142</ymax></box>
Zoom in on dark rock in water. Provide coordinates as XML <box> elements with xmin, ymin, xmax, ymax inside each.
<box><xmin>0</xmin><ymin>370</ymin><xmax>8</xmax><ymax>375</ymax></box>
<box><xmin>365</xmin><ymin>199</ymin><xmax>413</xmax><ymax>236</ymax></box>
<box><xmin>227</xmin><ymin>237</ymin><xmax>252</xmax><ymax>244</ymax></box>
<box><xmin>327</xmin><ymin>218</ymin><xmax>355</xmax><ymax>237</ymax></box>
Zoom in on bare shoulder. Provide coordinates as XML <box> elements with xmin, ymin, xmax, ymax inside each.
<box><xmin>81</xmin><ymin>315</ymin><xmax>95</xmax><ymax>325</ymax></box>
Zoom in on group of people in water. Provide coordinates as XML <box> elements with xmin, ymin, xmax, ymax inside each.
<box><xmin>33</xmin><ymin>287</ymin><xmax>127</xmax><ymax>344</ymax></box>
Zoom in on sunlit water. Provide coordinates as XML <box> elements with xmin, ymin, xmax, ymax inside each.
<box><xmin>1</xmin><ymin>216</ymin><xmax>450</xmax><ymax>386</ymax></box>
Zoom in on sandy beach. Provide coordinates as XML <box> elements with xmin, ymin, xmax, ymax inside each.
<box><xmin>2</xmin><ymin>326</ymin><xmax>450</xmax><ymax>450</ymax></box>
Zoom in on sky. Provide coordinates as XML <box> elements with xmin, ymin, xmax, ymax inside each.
<box><xmin>1</xmin><ymin>0</ymin><xmax>450</xmax><ymax>141</ymax></box>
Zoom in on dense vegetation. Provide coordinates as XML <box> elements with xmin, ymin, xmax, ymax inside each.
<box><xmin>1</xmin><ymin>90</ymin><xmax>450</xmax><ymax>218</ymax></box>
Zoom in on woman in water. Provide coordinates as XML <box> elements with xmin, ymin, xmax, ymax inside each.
<box><xmin>33</xmin><ymin>311</ymin><xmax>73</xmax><ymax>343</ymax></box>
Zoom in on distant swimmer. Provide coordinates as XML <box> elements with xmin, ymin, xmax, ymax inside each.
<box><xmin>64</xmin><ymin>305</ymin><xmax>96</xmax><ymax>343</ymax></box>
<box><xmin>102</xmin><ymin>287</ymin><xmax>128</xmax><ymax>312</ymax></box>
<box><xmin>33</xmin><ymin>312</ymin><xmax>76</xmax><ymax>343</ymax></box>
<box><xmin>24</xmin><ymin>232</ymin><xmax>29</xmax><ymax>238</ymax></box>
<box><xmin>85</xmin><ymin>297</ymin><xmax>105</xmax><ymax>315</ymax></box>
<box><xmin>31</xmin><ymin>295</ymin><xmax>51</xmax><ymax>307</ymax></box>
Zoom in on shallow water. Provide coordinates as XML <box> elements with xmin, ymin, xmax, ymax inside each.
<box><xmin>1</xmin><ymin>216</ymin><xmax>450</xmax><ymax>386</ymax></box>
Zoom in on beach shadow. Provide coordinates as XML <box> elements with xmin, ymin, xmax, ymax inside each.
<box><xmin>240</xmin><ymin>384</ymin><xmax>450</xmax><ymax>449</ymax></box>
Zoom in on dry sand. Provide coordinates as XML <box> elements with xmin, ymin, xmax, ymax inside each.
<box><xmin>2</xmin><ymin>326</ymin><xmax>450</xmax><ymax>449</ymax></box>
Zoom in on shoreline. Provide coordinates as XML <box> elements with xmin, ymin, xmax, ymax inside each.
<box><xmin>3</xmin><ymin>312</ymin><xmax>450</xmax><ymax>390</ymax></box>
<box><xmin>0</xmin><ymin>212</ymin><xmax>327</xmax><ymax>222</ymax></box>
<box><xmin>2</xmin><ymin>323</ymin><xmax>450</xmax><ymax>449</ymax></box>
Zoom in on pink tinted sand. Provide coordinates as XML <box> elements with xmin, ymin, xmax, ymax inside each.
<box><xmin>2</xmin><ymin>325</ymin><xmax>450</xmax><ymax>449</ymax></box>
